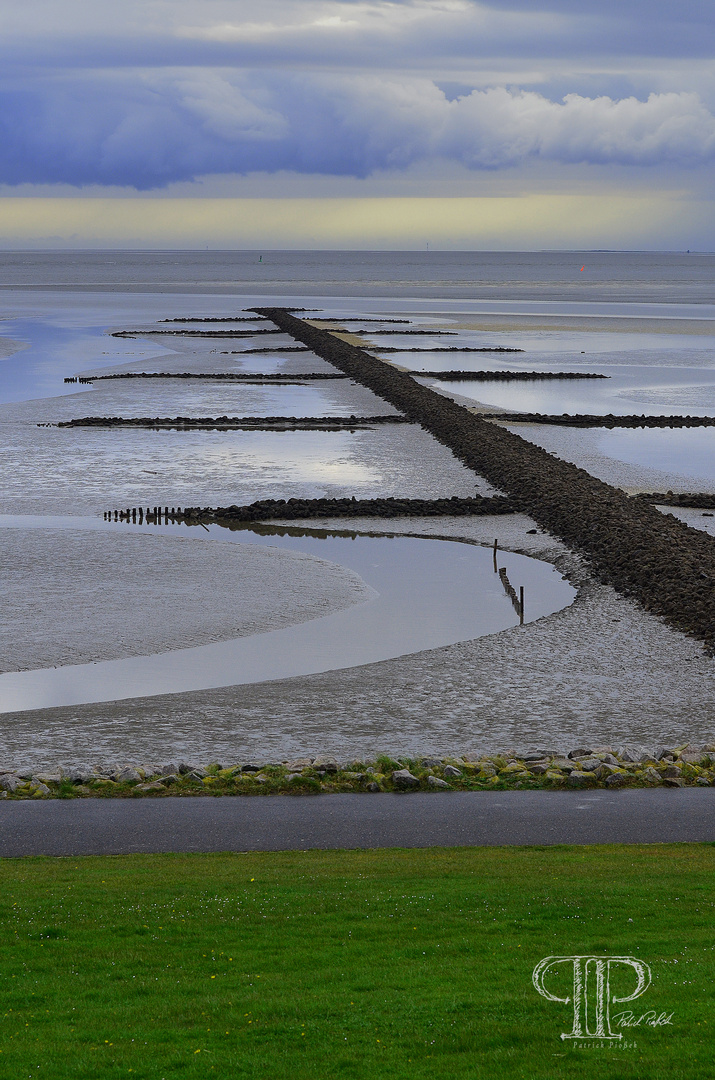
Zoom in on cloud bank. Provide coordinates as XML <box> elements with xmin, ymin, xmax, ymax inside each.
<box><xmin>2</xmin><ymin>74</ymin><xmax>714</xmax><ymax>189</ymax></box>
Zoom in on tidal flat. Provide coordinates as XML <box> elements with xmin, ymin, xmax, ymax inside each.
<box><xmin>2</xmin><ymin>251</ymin><xmax>715</xmax><ymax>767</ymax></box>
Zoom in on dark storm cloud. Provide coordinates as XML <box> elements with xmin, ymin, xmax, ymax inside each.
<box><xmin>1</xmin><ymin>72</ymin><xmax>713</xmax><ymax>188</ymax></box>
<box><xmin>0</xmin><ymin>1</ymin><xmax>713</xmax><ymax>187</ymax></box>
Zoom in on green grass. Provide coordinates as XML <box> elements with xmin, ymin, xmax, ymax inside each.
<box><xmin>0</xmin><ymin>845</ymin><xmax>713</xmax><ymax>1079</ymax></box>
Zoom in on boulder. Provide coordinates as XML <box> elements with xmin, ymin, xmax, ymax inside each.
<box><xmin>391</xmin><ymin>769</ymin><xmax>420</xmax><ymax>790</ymax></box>
<box><xmin>0</xmin><ymin>774</ymin><xmax>23</xmax><ymax>793</ymax></box>
<box><xmin>427</xmin><ymin>776</ymin><xmax>450</xmax><ymax>789</ymax></box>
<box><xmin>594</xmin><ymin>763</ymin><xmax>621</xmax><ymax>780</ymax></box>
<box><xmin>642</xmin><ymin>767</ymin><xmax>662</xmax><ymax>784</ymax></box>
<box><xmin>443</xmin><ymin>765</ymin><xmax>462</xmax><ymax>779</ymax></box>
<box><xmin>604</xmin><ymin>773</ymin><xmax>627</xmax><ymax>788</ymax></box>
<box><xmin>664</xmin><ymin>777</ymin><xmax>686</xmax><ymax>787</ymax></box>
<box><xmin>567</xmin><ymin>771</ymin><xmax>591</xmax><ymax>788</ymax></box>
<box><xmin>500</xmin><ymin>762</ymin><xmax>526</xmax><ymax>775</ymax></box>
<box><xmin>574</xmin><ymin>757</ymin><xmax>602</xmax><ymax>772</ymax></box>
<box><xmin>616</xmin><ymin>746</ymin><xmax>646</xmax><ymax>763</ymax></box>
<box><xmin>420</xmin><ymin>758</ymin><xmax>443</xmax><ymax>768</ymax></box>
<box><xmin>67</xmin><ymin>768</ymin><xmax>95</xmax><ymax>784</ymax></box>
<box><xmin>568</xmin><ymin>748</ymin><xmax>592</xmax><ymax>759</ymax></box>
<box><xmin>662</xmin><ymin>765</ymin><xmax>682</xmax><ymax>778</ymax></box>
<box><xmin>313</xmin><ymin>757</ymin><xmax>339</xmax><ymax>773</ymax></box>
<box><xmin>115</xmin><ymin>767</ymin><xmax>141</xmax><ymax>784</ymax></box>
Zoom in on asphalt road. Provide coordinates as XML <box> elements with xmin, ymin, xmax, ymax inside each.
<box><xmin>1</xmin><ymin>790</ymin><xmax>715</xmax><ymax>856</ymax></box>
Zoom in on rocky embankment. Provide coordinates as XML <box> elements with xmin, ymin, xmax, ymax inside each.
<box><xmin>177</xmin><ymin>494</ymin><xmax>516</xmax><ymax>522</ymax></box>
<box><xmin>373</xmin><ymin>346</ymin><xmax>524</xmax><ymax>354</ymax></box>
<box><xmin>104</xmin><ymin>495</ymin><xmax>516</xmax><ymax>523</ymax></box>
<box><xmin>111</xmin><ymin>329</ymin><xmax>282</xmax><ymax>338</ymax></box>
<box><xmin>252</xmin><ymin>308</ymin><xmax>715</xmax><ymax>653</ymax></box>
<box><xmin>2</xmin><ymin>745</ymin><xmax>713</xmax><ymax>799</ymax></box>
<box><xmin>413</xmin><ymin>370</ymin><xmax>607</xmax><ymax>380</ymax></box>
<box><xmin>159</xmin><ymin>316</ymin><xmax>267</xmax><ymax>323</ymax></box>
<box><xmin>637</xmin><ymin>492</ymin><xmax>715</xmax><ymax>508</ymax></box>
<box><xmin>82</xmin><ymin>372</ymin><xmax>349</xmax><ymax>382</ymax></box>
<box><xmin>54</xmin><ymin>415</ymin><xmax>407</xmax><ymax>431</ymax></box>
<box><xmin>493</xmin><ymin>412</ymin><xmax>715</xmax><ymax>428</ymax></box>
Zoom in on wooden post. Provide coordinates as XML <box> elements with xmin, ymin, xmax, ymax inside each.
<box><xmin>493</xmin><ymin>538</ymin><xmax>498</xmax><ymax>572</ymax></box>
<box><xmin>519</xmin><ymin>586</ymin><xmax>524</xmax><ymax>625</ymax></box>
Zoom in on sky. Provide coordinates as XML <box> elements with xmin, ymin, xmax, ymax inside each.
<box><xmin>0</xmin><ymin>0</ymin><xmax>713</xmax><ymax>248</ymax></box>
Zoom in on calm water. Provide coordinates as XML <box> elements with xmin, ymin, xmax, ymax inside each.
<box><xmin>0</xmin><ymin>517</ymin><xmax>575</xmax><ymax>712</ymax></box>
<box><xmin>0</xmin><ymin>250</ymin><xmax>714</xmax><ymax>303</ymax></box>
<box><xmin>2</xmin><ymin>251</ymin><xmax>714</xmax><ymax>500</ymax></box>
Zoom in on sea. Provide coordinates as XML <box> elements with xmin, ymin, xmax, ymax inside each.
<box><xmin>1</xmin><ymin>249</ymin><xmax>714</xmax><ymax>491</ymax></box>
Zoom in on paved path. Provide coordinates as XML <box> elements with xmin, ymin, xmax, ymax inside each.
<box><xmin>1</xmin><ymin>790</ymin><xmax>715</xmax><ymax>856</ymax></box>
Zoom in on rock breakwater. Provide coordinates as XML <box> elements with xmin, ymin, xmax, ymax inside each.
<box><xmin>104</xmin><ymin>495</ymin><xmax>515</xmax><ymax>524</ymax></box>
<box><xmin>494</xmin><ymin>413</ymin><xmax>715</xmax><ymax>428</ymax></box>
<box><xmin>83</xmin><ymin>372</ymin><xmax>349</xmax><ymax>382</ymax></box>
<box><xmin>413</xmin><ymin>370</ymin><xmax>608</xmax><ymax>381</ymax></box>
<box><xmin>55</xmin><ymin>415</ymin><xmax>408</xmax><ymax>431</ymax></box>
<box><xmin>252</xmin><ymin>307</ymin><xmax>715</xmax><ymax>653</ymax></box>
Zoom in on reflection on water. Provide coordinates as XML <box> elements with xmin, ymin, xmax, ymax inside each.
<box><xmin>594</xmin><ymin>428</ymin><xmax>715</xmax><ymax>485</ymax></box>
<box><xmin>0</xmin><ymin>517</ymin><xmax>575</xmax><ymax>712</ymax></box>
<box><xmin>420</xmin><ymin>365</ymin><xmax>715</xmax><ymax>417</ymax></box>
<box><xmin>0</xmin><ymin>318</ymin><xmax>173</xmax><ymax>405</ymax></box>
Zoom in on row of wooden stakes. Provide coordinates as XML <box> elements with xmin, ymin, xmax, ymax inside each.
<box><xmin>493</xmin><ymin>539</ymin><xmax>524</xmax><ymax>624</ymax></box>
<box><xmin>104</xmin><ymin>507</ymin><xmax>182</xmax><ymax>523</ymax></box>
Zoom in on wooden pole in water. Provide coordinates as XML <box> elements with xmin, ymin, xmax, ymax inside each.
<box><xmin>493</xmin><ymin>538</ymin><xmax>498</xmax><ymax>572</ymax></box>
<box><xmin>519</xmin><ymin>586</ymin><xmax>524</xmax><ymax>625</ymax></box>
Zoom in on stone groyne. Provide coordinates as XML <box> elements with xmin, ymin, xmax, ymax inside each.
<box><xmin>82</xmin><ymin>372</ymin><xmax>349</xmax><ymax>383</ymax></box>
<box><xmin>373</xmin><ymin>346</ymin><xmax>524</xmax><ymax>354</ymax></box>
<box><xmin>55</xmin><ymin>414</ymin><xmax>407</xmax><ymax>432</ymax></box>
<box><xmin>104</xmin><ymin>495</ymin><xmax>515</xmax><ymax>524</ymax></box>
<box><xmin>252</xmin><ymin>307</ymin><xmax>715</xmax><ymax>652</ymax></box>
<box><xmin>637</xmin><ymin>492</ymin><xmax>715</xmax><ymax>508</ymax></box>
<box><xmin>110</xmin><ymin>329</ymin><xmax>281</xmax><ymax>338</ymax></box>
<box><xmin>489</xmin><ymin>412</ymin><xmax>715</xmax><ymax>428</ymax></box>
<box><xmin>412</xmin><ymin>370</ymin><xmax>607</xmax><ymax>381</ymax></box>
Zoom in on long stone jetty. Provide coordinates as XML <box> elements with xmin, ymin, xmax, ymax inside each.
<box><xmin>252</xmin><ymin>307</ymin><xmax>715</xmax><ymax>653</ymax></box>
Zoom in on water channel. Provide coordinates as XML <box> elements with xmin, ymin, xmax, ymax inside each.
<box><xmin>0</xmin><ymin>516</ymin><xmax>575</xmax><ymax>713</ymax></box>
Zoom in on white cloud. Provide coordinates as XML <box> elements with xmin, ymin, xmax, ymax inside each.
<box><xmin>443</xmin><ymin>88</ymin><xmax>715</xmax><ymax>167</ymax></box>
<box><xmin>176</xmin><ymin>74</ymin><xmax>288</xmax><ymax>141</ymax></box>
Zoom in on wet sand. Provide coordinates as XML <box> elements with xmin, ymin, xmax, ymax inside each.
<box><xmin>1</xmin><ymin>526</ymin><xmax>372</xmax><ymax>672</ymax></box>
<box><xmin>3</xmin><ymin>514</ymin><xmax>714</xmax><ymax>768</ymax></box>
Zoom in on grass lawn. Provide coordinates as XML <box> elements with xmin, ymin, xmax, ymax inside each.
<box><xmin>0</xmin><ymin>844</ymin><xmax>713</xmax><ymax>1079</ymax></box>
